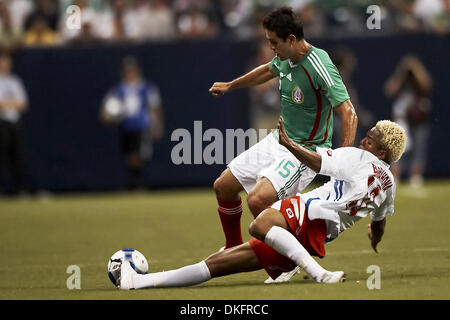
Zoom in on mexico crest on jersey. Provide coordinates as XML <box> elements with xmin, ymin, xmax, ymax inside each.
<box><xmin>291</xmin><ymin>86</ymin><xmax>304</xmax><ymax>104</ymax></box>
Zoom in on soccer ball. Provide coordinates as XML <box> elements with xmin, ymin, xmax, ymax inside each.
<box><xmin>102</xmin><ymin>96</ymin><xmax>125</xmax><ymax>123</ymax></box>
<box><xmin>107</xmin><ymin>248</ymin><xmax>149</xmax><ymax>285</ymax></box>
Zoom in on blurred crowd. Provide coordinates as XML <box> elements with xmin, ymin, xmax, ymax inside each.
<box><xmin>0</xmin><ymin>0</ymin><xmax>449</xmax><ymax>51</ymax></box>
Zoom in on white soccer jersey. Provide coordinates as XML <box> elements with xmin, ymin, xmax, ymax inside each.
<box><xmin>0</xmin><ymin>74</ymin><xmax>28</xmax><ymax>122</ymax></box>
<box><xmin>301</xmin><ymin>147</ymin><xmax>396</xmax><ymax>239</ymax></box>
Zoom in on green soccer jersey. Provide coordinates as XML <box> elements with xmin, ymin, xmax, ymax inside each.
<box><xmin>269</xmin><ymin>45</ymin><xmax>350</xmax><ymax>150</ymax></box>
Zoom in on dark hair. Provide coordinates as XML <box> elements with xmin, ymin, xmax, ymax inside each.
<box><xmin>121</xmin><ymin>56</ymin><xmax>141</xmax><ymax>72</ymax></box>
<box><xmin>262</xmin><ymin>7</ymin><xmax>304</xmax><ymax>41</ymax></box>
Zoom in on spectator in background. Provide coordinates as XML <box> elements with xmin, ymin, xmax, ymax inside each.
<box><xmin>292</xmin><ymin>0</ymin><xmax>326</xmax><ymax>39</ymax></box>
<box><xmin>248</xmin><ymin>39</ymin><xmax>280</xmax><ymax>132</ymax></box>
<box><xmin>390</xmin><ymin>0</ymin><xmax>423</xmax><ymax>32</ymax></box>
<box><xmin>0</xmin><ymin>1</ymin><xmax>18</xmax><ymax>51</ymax></box>
<box><xmin>78</xmin><ymin>0</ymin><xmax>139</xmax><ymax>41</ymax></box>
<box><xmin>68</xmin><ymin>20</ymin><xmax>99</xmax><ymax>46</ymax></box>
<box><xmin>22</xmin><ymin>15</ymin><xmax>59</xmax><ymax>46</ymax></box>
<box><xmin>236</xmin><ymin>4</ymin><xmax>267</xmax><ymax>40</ymax></box>
<box><xmin>24</xmin><ymin>0</ymin><xmax>59</xmax><ymax>32</ymax></box>
<box><xmin>385</xmin><ymin>54</ymin><xmax>433</xmax><ymax>188</ymax></box>
<box><xmin>4</xmin><ymin>0</ymin><xmax>33</xmax><ymax>35</ymax></box>
<box><xmin>174</xmin><ymin>0</ymin><xmax>221</xmax><ymax>39</ymax></box>
<box><xmin>220</xmin><ymin>0</ymin><xmax>254</xmax><ymax>39</ymax></box>
<box><xmin>434</xmin><ymin>0</ymin><xmax>450</xmax><ymax>33</ymax></box>
<box><xmin>0</xmin><ymin>0</ymin><xmax>32</xmax><ymax>51</ymax></box>
<box><xmin>107</xmin><ymin>0</ymin><xmax>140</xmax><ymax>40</ymax></box>
<box><xmin>414</xmin><ymin>0</ymin><xmax>450</xmax><ymax>33</ymax></box>
<box><xmin>0</xmin><ymin>52</ymin><xmax>28</xmax><ymax>195</ymax></box>
<box><xmin>101</xmin><ymin>56</ymin><xmax>164</xmax><ymax>190</ymax></box>
<box><xmin>134</xmin><ymin>0</ymin><xmax>176</xmax><ymax>41</ymax></box>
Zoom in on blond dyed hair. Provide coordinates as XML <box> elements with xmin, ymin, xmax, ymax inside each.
<box><xmin>375</xmin><ymin>120</ymin><xmax>407</xmax><ymax>163</ymax></box>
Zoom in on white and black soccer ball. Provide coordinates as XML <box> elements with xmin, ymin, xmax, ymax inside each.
<box><xmin>107</xmin><ymin>248</ymin><xmax>149</xmax><ymax>285</ymax></box>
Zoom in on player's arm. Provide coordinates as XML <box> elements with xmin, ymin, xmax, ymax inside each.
<box><xmin>367</xmin><ymin>218</ymin><xmax>386</xmax><ymax>253</ymax></box>
<box><xmin>405</xmin><ymin>56</ymin><xmax>432</xmax><ymax>95</ymax></box>
<box><xmin>151</xmin><ymin>107</ymin><xmax>164</xmax><ymax>141</ymax></box>
<box><xmin>334</xmin><ymin>99</ymin><xmax>358</xmax><ymax>147</ymax></box>
<box><xmin>277</xmin><ymin>116</ymin><xmax>322</xmax><ymax>172</ymax></box>
<box><xmin>0</xmin><ymin>100</ymin><xmax>27</xmax><ymax>112</ymax></box>
<box><xmin>385</xmin><ymin>55</ymin><xmax>432</xmax><ymax>98</ymax></box>
<box><xmin>209</xmin><ymin>62</ymin><xmax>276</xmax><ymax>97</ymax></box>
<box><xmin>384</xmin><ymin>64</ymin><xmax>408</xmax><ymax>98</ymax></box>
<box><xmin>148</xmin><ymin>86</ymin><xmax>164</xmax><ymax>141</ymax></box>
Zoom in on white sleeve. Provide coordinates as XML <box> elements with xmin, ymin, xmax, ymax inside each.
<box><xmin>370</xmin><ymin>191</ymin><xmax>395</xmax><ymax>222</ymax></box>
<box><xmin>318</xmin><ymin>147</ymin><xmax>369</xmax><ymax>182</ymax></box>
<box><xmin>12</xmin><ymin>77</ymin><xmax>28</xmax><ymax>105</ymax></box>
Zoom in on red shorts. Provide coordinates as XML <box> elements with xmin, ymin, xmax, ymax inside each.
<box><xmin>249</xmin><ymin>195</ymin><xmax>328</xmax><ymax>280</ymax></box>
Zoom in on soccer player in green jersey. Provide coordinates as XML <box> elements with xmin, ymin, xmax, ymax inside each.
<box><xmin>209</xmin><ymin>7</ymin><xmax>358</xmax><ymax>278</ymax></box>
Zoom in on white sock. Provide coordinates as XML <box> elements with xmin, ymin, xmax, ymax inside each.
<box><xmin>133</xmin><ymin>261</ymin><xmax>211</xmax><ymax>289</ymax></box>
<box><xmin>264</xmin><ymin>226</ymin><xmax>327</xmax><ymax>281</ymax></box>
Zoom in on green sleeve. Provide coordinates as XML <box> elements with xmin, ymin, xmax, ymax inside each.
<box><xmin>268</xmin><ymin>56</ymin><xmax>281</xmax><ymax>77</ymax></box>
<box><xmin>324</xmin><ymin>62</ymin><xmax>350</xmax><ymax>107</ymax></box>
<box><xmin>313</xmin><ymin>54</ymin><xmax>350</xmax><ymax>107</ymax></box>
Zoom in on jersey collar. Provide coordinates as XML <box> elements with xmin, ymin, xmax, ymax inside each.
<box><xmin>289</xmin><ymin>45</ymin><xmax>314</xmax><ymax>68</ymax></box>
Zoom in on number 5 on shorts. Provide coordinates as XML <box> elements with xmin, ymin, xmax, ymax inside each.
<box><xmin>274</xmin><ymin>159</ymin><xmax>295</xmax><ymax>178</ymax></box>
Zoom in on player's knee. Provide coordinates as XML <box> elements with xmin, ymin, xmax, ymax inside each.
<box><xmin>213</xmin><ymin>176</ymin><xmax>228</xmax><ymax>199</ymax></box>
<box><xmin>248</xmin><ymin>219</ymin><xmax>265</xmax><ymax>241</ymax></box>
<box><xmin>213</xmin><ymin>172</ymin><xmax>239</xmax><ymax>201</ymax></box>
<box><xmin>247</xmin><ymin>193</ymin><xmax>268</xmax><ymax>217</ymax></box>
<box><xmin>250</xmin><ymin>207</ymin><xmax>286</xmax><ymax>241</ymax></box>
<box><xmin>204</xmin><ymin>255</ymin><xmax>221</xmax><ymax>278</ymax></box>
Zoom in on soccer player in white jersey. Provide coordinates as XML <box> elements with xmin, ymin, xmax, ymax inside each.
<box><xmin>116</xmin><ymin>119</ymin><xmax>406</xmax><ymax>289</ymax></box>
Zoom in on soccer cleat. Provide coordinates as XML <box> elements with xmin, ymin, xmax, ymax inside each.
<box><xmin>316</xmin><ymin>271</ymin><xmax>346</xmax><ymax>284</ymax></box>
<box><xmin>264</xmin><ymin>266</ymin><xmax>302</xmax><ymax>284</ymax></box>
<box><xmin>117</xmin><ymin>261</ymin><xmax>137</xmax><ymax>290</ymax></box>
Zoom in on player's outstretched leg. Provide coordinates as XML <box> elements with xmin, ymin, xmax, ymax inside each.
<box><xmin>116</xmin><ymin>243</ymin><xmax>262</xmax><ymax>290</ymax></box>
<box><xmin>249</xmin><ymin>208</ymin><xmax>345</xmax><ymax>284</ymax></box>
<box><xmin>117</xmin><ymin>260</ymin><xmax>212</xmax><ymax>290</ymax></box>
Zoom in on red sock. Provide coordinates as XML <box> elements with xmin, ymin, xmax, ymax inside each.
<box><xmin>217</xmin><ymin>197</ymin><xmax>243</xmax><ymax>249</ymax></box>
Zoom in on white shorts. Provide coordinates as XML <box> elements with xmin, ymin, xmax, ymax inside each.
<box><xmin>228</xmin><ymin>133</ymin><xmax>317</xmax><ymax>199</ymax></box>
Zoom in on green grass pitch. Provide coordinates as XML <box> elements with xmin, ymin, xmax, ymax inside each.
<box><xmin>1</xmin><ymin>180</ymin><xmax>449</xmax><ymax>300</ymax></box>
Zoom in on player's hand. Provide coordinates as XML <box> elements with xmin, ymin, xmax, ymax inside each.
<box><xmin>277</xmin><ymin>116</ymin><xmax>291</xmax><ymax>148</ymax></box>
<box><xmin>209</xmin><ymin>82</ymin><xmax>231</xmax><ymax>97</ymax></box>
<box><xmin>367</xmin><ymin>223</ymin><xmax>379</xmax><ymax>253</ymax></box>
<box><xmin>0</xmin><ymin>102</ymin><xmax>11</xmax><ymax>110</ymax></box>
<box><xmin>100</xmin><ymin>110</ymin><xmax>120</xmax><ymax>126</ymax></box>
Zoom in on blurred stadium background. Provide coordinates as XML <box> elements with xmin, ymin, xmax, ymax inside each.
<box><xmin>0</xmin><ymin>0</ymin><xmax>449</xmax><ymax>300</ymax></box>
